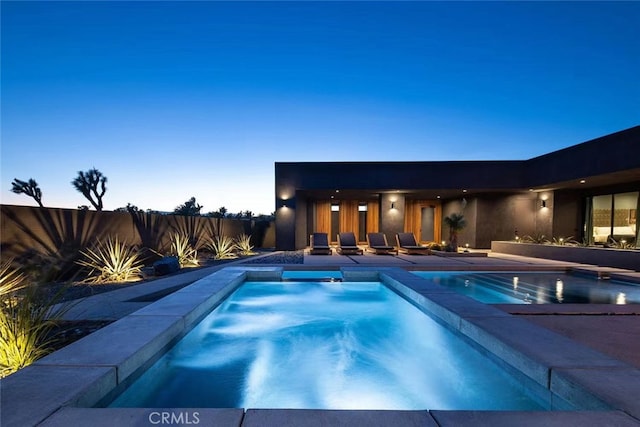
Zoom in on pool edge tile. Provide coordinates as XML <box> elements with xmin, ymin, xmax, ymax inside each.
<box><xmin>242</xmin><ymin>409</ymin><xmax>437</xmax><ymax>427</ymax></box>
<box><xmin>0</xmin><ymin>365</ymin><xmax>115</xmax><ymax>427</ymax></box>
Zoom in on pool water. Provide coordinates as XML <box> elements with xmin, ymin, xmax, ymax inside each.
<box><xmin>281</xmin><ymin>270</ymin><xmax>343</xmax><ymax>280</ymax></box>
<box><xmin>108</xmin><ymin>281</ymin><xmax>547</xmax><ymax>410</ymax></box>
<box><xmin>412</xmin><ymin>271</ymin><xmax>640</xmax><ymax>304</ymax></box>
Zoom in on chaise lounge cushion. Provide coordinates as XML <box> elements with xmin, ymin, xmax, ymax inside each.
<box><xmin>310</xmin><ymin>233</ymin><xmax>332</xmax><ymax>255</ymax></box>
<box><xmin>396</xmin><ymin>233</ymin><xmax>430</xmax><ymax>255</ymax></box>
<box><xmin>366</xmin><ymin>233</ymin><xmax>398</xmax><ymax>255</ymax></box>
<box><xmin>337</xmin><ymin>232</ymin><xmax>364</xmax><ymax>255</ymax></box>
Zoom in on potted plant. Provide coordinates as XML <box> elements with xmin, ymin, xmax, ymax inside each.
<box><xmin>444</xmin><ymin>213</ymin><xmax>467</xmax><ymax>252</ymax></box>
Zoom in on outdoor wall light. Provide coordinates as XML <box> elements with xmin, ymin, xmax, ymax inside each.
<box><xmin>541</xmin><ymin>200</ymin><xmax>547</xmax><ymax>208</ymax></box>
<box><xmin>391</xmin><ymin>202</ymin><xmax>396</xmax><ymax>209</ymax></box>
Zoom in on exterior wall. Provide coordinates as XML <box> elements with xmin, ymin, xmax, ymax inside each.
<box><xmin>294</xmin><ymin>196</ymin><xmax>308</xmax><ymax>250</ymax></box>
<box><xmin>0</xmin><ymin>205</ymin><xmax>272</xmax><ymax>261</ymax></box>
<box><xmin>552</xmin><ymin>190</ymin><xmax>584</xmax><ymax>241</ymax></box>
<box><xmin>380</xmin><ymin>193</ymin><xmax>405</xmax><ymax>245</ymax></box>
<box><xmin>274</xmin><ymin>126</ymin><xmax>640</xmax><ymax>251</ymax></box>
<box><xmin>275</xmin><ymin>202</ymin><xmax>295</xmax><ymax>250</ymax></box>
<box><xmin>535</xmin><ymin>191</ymin><xmax>554</xmax><ymax>238</ymax></box>
<box><xmin>441</xmin><ymin>198</ymin><xmax>475</xmax><ymax>247</ymax></box>
<box><xmin>525</xmin><ymin>126</ymin><xmax>640</xmax><ymax>188</ymax></box>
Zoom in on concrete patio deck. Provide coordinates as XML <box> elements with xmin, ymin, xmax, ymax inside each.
<box><xmin>2</xmin><ymin>250</ymin><xmax>640</xmax><ymax>426</ymax></box>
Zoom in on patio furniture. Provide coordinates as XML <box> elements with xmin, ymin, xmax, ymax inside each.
<box><xmin>337</xmin><ymin>232</ymin><xmax>364</xmax><ymax>255</ymax></box>
<box><xmin>396</xmin><ymin>232</ymin><xmax>431</xmax><ymax>255</ymax></box>
<box><xmin>309</xmin><ymin>232</ymin><xmax>332</xmax><ymax>255</ymax></box>
<box><xmin>366</xmin><ymin>233</ymin><xmax>398</xmax><ymax>255</ymax></box>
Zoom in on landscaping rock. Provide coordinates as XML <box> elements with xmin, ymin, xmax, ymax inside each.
<box><xmin>153</xmin><ymin>256</ymin><xmax>180</xmax><ymax>276</ymax></box>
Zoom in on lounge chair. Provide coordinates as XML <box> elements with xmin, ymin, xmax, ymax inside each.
<box><xmin>366</xmin><ymin>233</ymin><xmax>398</xmax><ymax>255</ymax></box>
<box><xmin>396</xmin><ymin>232</ymin><xmax>431</xmax><ymax>255</ymax></box>
<box><xmin>337</xmin><ymin>232</ymin><xmax>364</xmax><ymax>255</ymax></box>
<box><xmin>309</xmin><ymin>232</ymin><xmax>332</xmax><ymax>255</ymax></box>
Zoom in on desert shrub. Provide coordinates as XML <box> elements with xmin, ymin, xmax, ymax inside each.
<box><xmin>76</xmin><ymin>236</ymin><xmax>143</xmax><ymax>284</ymax></box>
<box><xmin>0</xmin><ymin>260</ymin><xmax>26</xmax><ymax>297</ymax></box>
<box><xmin>206</xmin><ymin>236</ymin><xmax>237</xmax><ymax>260</ymax></box>
<box><xmin>169</xmin><ymin>233</ymin><xmax>199</xmax><ymax>267</ymax></box>
<box><xmin>234</xmin><ymin>234</ymin><xmax>257</xmax><ymax>256</ymax></box>
<box><xmin>551</xmin><ymin>236</ymin><xmax>580</xmax><ymax>246</ymax></box>
<box><xmin>607</xmin><ymin>237</ymin><xmax>636</xmax><ymax>249</ymax></box>
<box><xmin>0</xmin><ymin>263</ymin><xmax>68</xmax><ymax>377</ymax></box>
<box><xmin>521</xmin><ymin>234</ymin><xmax>549</xmax><ymax>244</ymax></box>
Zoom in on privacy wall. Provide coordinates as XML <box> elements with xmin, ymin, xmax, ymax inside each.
<box><xmin>0</xmin><ymin>205</ymin><xmax>275</xmax><ymax>263</ymax></box>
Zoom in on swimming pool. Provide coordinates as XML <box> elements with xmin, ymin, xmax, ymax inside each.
<box><xmin>108</xmin><ymin>280</ymin><xmax>547</xmax><ymax>410</ymax></box>
<box><xmin>412</xmin><ymin>271</ymin><xmax>640</xmax><ymax>304</ymax></box>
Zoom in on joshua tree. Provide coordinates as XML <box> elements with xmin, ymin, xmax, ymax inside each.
<box><xmin>443</xmin><ymin>212</ymin><xmax>467</xmax><ymax>252</ymax></box>
<box><xmin>71</xmin><ymin>168</ymin><xmax>107</xmax><ymax>211</ymax></box>
<box><xmin>11</xmin><ymin>178</ymin><xmax>44</xmax><ymax>207</ymax></box>
<box><xmin>173</xmin><ymin>197</ymin><xmax>202</xmax><ymax>216</ymax></box>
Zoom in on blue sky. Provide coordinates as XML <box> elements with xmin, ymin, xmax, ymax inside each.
<box><xmin>2</xmin><ymin>1</ymin><xmax>638</xmax><ymax>215</ymax></box>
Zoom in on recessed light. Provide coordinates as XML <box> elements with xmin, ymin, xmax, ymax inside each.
<box><xmin>335</xmin><ymin>190</ymin><xmax>340</xmax><ymax>193</ymax></box>
<box><xmin>436</xmin><ymin>195</ymin><xmax>441</xmax><ymax>199</ymax></box>
<box><xmin>579</xmin><ymin>180</ymin><xmax>586</xmax><ymax>184</ymax></box>
<box><xmin>462</xmin><ymin>189</ymin><xmax>467</xmax><ymax>193</ymax></box>
<box><xmin>529</xmin><ymin>189</ymin><xmax>534</xmax><ymax>192</ymax></box>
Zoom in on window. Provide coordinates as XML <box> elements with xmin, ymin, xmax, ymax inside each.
<box><xmin>358</xmin><ymin>203</ymin><xmax>368</xmax><ymax>242</ymax></box>
<box><xmin>331</xmin><ymin>203</ymin><xmax>340</xmax><ymax>243</ymax></box>
<box><xmin>589</xmin><ymin>192</ymin><xmax>638</xmax><ymax>246</ymax></box>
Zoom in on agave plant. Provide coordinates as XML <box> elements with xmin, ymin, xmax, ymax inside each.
<box><xmin>551</xmin><ymin>236</ymin><xmax>580</xmax><ymax>246</ymax></box>
<box><xmin>0</xmin><ymin>264</ymin><xmax>69</xmax><ymax>378</ymax></box>
<box><xmin>77</xmin><ymin>236</ymin><xmax>143</xmax><ymax>284</ymax></box>
<box><xmin>234</xmin><ymin>234</ymin><xmax>257</xmax><ymax>256</ymax></box>
<box><xmin>521</xmin><ymin>234</ymin><xmax>549</xmax><ymax>244</ymax></box>
<box><xmin>607</xmin><ymin>237</ymin><xmax>636</xmax><ymax>249</ymax></box>
<box><xmin>169</xmin><ymin>233</ymin><xmax>199</xmax><ymax>267</ymax></box>
<box><xmin>0</xmin><ymin>260</ymin><xmax>26</xmax><ymax>298</ymax></box>
<box><xmin>206</xmin><ymin>235</ymin><xmax>238</xmax><ymax>260</ymax></box>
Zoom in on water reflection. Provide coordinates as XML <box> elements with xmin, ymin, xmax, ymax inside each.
<box><xmin>555</xmin><ymin>280</ymin><xmax>564</xmax><ymax>303</ymax></box>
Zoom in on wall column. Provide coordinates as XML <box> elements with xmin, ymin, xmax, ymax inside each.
<box><xmin>275</xmin><ymin>195</ymin><xmax>296</xmax><ymax>251</ymax></box>
<box><xmin>380</xmin><ymin>193</ymin><xmax>405</xmax><ymax>244</ymax></box>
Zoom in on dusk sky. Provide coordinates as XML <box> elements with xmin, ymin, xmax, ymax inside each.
<box><xmin>2</xmin><ymin>1</ymin><xmax>639</xmax><ymax>215</ymax></box>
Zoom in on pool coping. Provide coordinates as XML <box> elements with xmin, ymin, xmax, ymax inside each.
<box><xmin>2</xmin><ymin>266</ymin><xmax>640</xmax><ymax>426</ymax></box>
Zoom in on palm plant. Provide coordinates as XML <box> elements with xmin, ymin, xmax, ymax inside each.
<box><xmin>234</xmin><ymin>234</ymin><xmax>257</xmax><ymax>256</ymax></box>
<box><xmin>206</xmin><ymin>235</ymin><xmax>238</xmax><ymax>260</ymax></box>
<box><xmin>76</xmin><ymin>236</ymin><xmax>143</xmax><ymax>283</ymax></box>
<box><xmin>169</xmin><ymin>233</ymin><xmax>199</xmax><ymax>267</ymax></box>
<box><xmin>443</xmin><ymin>213</ymin><xmax>467</xmax><ymax>252</ymax></box>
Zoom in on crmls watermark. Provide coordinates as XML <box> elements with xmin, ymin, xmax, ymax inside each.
<box><xmin>148</xmin><ymin>411</ymin><xmax>200</xmax><ymax>425</ymax></box>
